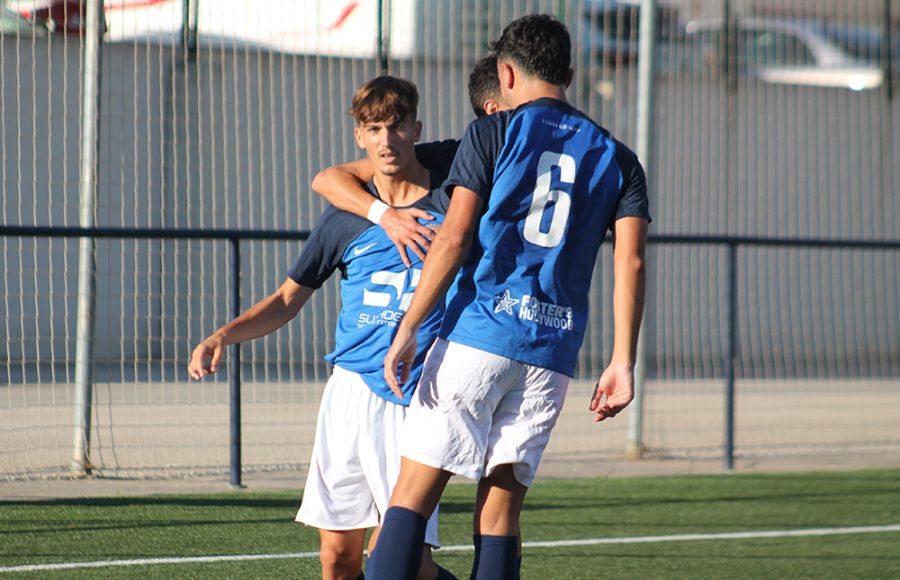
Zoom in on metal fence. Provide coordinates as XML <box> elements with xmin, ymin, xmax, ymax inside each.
<box><xmin>1</xmin><ymin>0</ymin><xmax>898</xmax><ymax>480</ymax></box>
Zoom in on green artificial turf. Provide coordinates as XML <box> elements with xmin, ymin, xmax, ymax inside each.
<box><xmin>1</xmin><ymin>469</ymin><xmax>898</xmax><ymax>578</ymax></box>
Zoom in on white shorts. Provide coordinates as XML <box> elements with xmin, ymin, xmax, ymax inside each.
<box><xmin>400</xmin><ymin>339</ymin><xmax>570</xmax><ymax>488</ymax></box>
<box><xmin>295</xmin><ymin>365</ymin><xmax>439</xmax><ymax>546</ymax></box>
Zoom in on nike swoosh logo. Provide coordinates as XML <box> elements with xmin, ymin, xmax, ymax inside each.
<box><xmin>353</xmin><ymin>242</ymin><xmax>377</xmax><ymax>256</ymax></box>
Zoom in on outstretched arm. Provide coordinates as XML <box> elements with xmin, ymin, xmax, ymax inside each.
<box><xmin>312</xmin><ymin>159</ymin><xmax>436</xmax><ymax>267</ymax></box>
<box><xmin>383</xmin><ymin>186</ymin><xmax>483</xmax><ymax>395</ymax></box>
<box><xmin>188</xmin><ymin>278</ymin><xmax>313</xmax><ymax>379</ymax></box>
<box><xmin>590</xmin><ymin>216</ymin><xmax>648</xmax><ymax>421</ymax></box>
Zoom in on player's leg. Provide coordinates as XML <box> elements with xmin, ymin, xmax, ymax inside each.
<box><xmin>319</xmin><ymin>528</ymin><xmax>367</xmax><ymax>580</ymax></box>
<box><xmin>367</xmin><ymin>530</ymin><xmax>448</xmax><ymax>580</ymax></box>
<box><xmin>295</xmin><ymin>368</ymin><xmax>382</xmax><ymax>578</ymax></box>
<box><xmin>470</xmin><ymin>464</ymin><xmax>527</xmax><ymax>579</ymax></box>
<box><xmin>358</xmin><ymin>367</ymin><xmax>455</xmax><ymax>580</ymax></box>
<box><xmin>471</xmin><ymin>363</ymin><xmax>570</xmax><ymax>579</ymax></box>
<box><xmin>368</xmin><ymin>340</ymin><xmax>519</xmax><ymax>579</ymax></box>
<box><xmin>366</xmin><ymin>459</ymin><xmax>452</xmax><ymax>579</ymax></box>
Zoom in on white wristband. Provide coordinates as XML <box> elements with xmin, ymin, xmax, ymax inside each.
<box><xmin>367</xmin><ymin>199</ymin><xmax>390</xmax><ymax>224</ymax></box>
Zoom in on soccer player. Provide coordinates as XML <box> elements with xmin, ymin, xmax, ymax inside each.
<box><xmin>369</xmin><ymin>14</ymin><xmax>651</xmax><ymax>579</ymax></box>
<box><xmin>311</xmin><ymin>55</ymin><xmax>506</xmax><ymax>266</ymax></box>
<box><xmin>187</xmin><ymin>76</ymin><xmax>456</xmax><ymax>580</ymax></box>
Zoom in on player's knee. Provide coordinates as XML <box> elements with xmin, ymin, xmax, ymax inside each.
<box><xmin>319</xmin><ymin>542</ymin><xmax>362</xmax><ymax>579</ymax></box>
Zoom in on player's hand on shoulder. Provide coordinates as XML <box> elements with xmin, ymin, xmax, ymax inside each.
<box><xmin>380</xmin><ymin>207</ymin><xmax>436</xmax><ymax>267</ymax></box>
<box><xmin>188</xmin><ymin>335</ymin><xmax>225</xmax><ymax>380</ymax></box>
<box><xmin>589</xmin><ymin>362</ymin><xmax>635</xmax><ymax>422</ymax></box>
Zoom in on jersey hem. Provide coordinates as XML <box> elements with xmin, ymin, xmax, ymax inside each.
<box><xmin>439</xmin><ymin>334</ymin><xmax>575</xmax><ymax>378</ymax></box>
<box><xmin>332</xmin><ymin>364</ymin><xmax>412</xmax><ymax>407</ymax></box>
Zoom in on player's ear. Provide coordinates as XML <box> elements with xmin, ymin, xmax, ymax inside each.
<box><xmin>413</xmin><ymin>119</ymin><xmax>422</xmax><ymax>142</ymax></box>
<box><xmin>498</xmin><ymin>59</ymin><xmax>515</xmax><ymax>92</ymax></box>
<box><xmin>353</xmin><ymin>125</ymin><xmax>365</xmax><ymax>149</ymax></box>
<box><xmin>483</xmin><ymin>99</ymin><xmax>501</xmax><ymax>115</ymax></box>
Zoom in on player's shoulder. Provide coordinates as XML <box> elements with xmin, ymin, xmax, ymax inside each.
<box><xmin>416</xmin><ymin>139</ymin><xmax>460</xmax><ymax>181</ymax></box>
<box><xmin>310</xmin><ymin>204</ymin><xmax>374</xmax><ymax>247</ymax></box>
<box><xmin>316</xmin><ymin>203</ymin><xmax>371</xmax><ymax>229</ymax></box>
<box><xmin>467</xmin><ymin>110</ymin><xmax>514</xmax><ymax>140</ymax></box>
<box><xmin>415</xmin><ymin>139</ymin><xmax>460</xmax><ymax>162</ymax></box>
<box><xmin>420</xmin><ymin>171</ymin><xmax>452</xmax><ymax>213</ymax></box>
<box><xmin>610</xmin><ymin>138</ymin><xmax>642</xmax><ymax>177</ymax></box>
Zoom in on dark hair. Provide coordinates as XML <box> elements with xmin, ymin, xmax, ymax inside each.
<box><xmin>493</xmin><ymin>14</ymin><xmax>571</xmax><ymax>85</ymax></box>
<box><xmin>467</xmin><ymin>54</ymin><xmax>500</xmax><ymax>118</ymax></box>
<box><xmin>349</xmin><ymin>75</ymin><xmax>419</xmax><ymax>125</ymax></box>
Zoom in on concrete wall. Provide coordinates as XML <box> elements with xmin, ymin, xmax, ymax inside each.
<box><xmin>2</xmin><ymin>29</ymin><xmax>898</xmax><ymax>381</ymax></box>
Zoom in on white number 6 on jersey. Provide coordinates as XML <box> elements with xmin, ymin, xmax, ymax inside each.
<box><xmin>523</xmin><ymin>151</ymin><xmax>575</xmax><ymax>248</ymax></box>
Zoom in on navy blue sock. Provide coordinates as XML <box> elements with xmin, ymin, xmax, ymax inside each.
<box><xmin>366</xmin><ymin>507</ymin><xmax>427</xmax><ymax>580</ymax></box>
<box><xmin>470</xmin><ymin>535</ymin><xmax>519</xmax><ymax>580</ymax></box>
<box><xmin>436</xmin><ymin>563</ymin><xmax>458</xmax><ymax>579</ymax></box>
<box><xmin>469</xmin><ymin>535</ymin><xmax>483</xmax><ymax>580</ymax></box>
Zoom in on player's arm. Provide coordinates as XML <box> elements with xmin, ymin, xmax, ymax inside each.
<box><xmin>311</xmin><ymin>158</ymin><xmax>435</xmax><ymax>267</ymax></box>
<box><xmin>188</xmin><ymin>278</ymin><xmax>314</xmax><ymax>379</ymax></box>
<box><xmin>383</xmin><ymin>186</ymin><xmax>483</xmax><ymax>395</ymax></box>
<box><xmin>590</xmin><ymin>216</ymin><xmax>648</xmax><ymax>421</ymax></box>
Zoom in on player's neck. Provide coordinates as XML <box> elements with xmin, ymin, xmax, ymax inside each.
<box><xmin>510</xmin><ymin>80</ymin><xmax>568</xmax><ymax>108</ymax></box>
<box><xmin>372</xmin><ymin>160</ymin><xmax>431</xmax><ymax>207</ymax></box>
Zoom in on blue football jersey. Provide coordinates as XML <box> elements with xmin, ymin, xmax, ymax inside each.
<box><xmin>288</xmin><ymin>174</ymin><xmax>449</xmax><ymax>405</ymax></box>
<box><xmin>439</xmin><ymin>98</ymin><xmax>650</xmax><ymax>377</ymax></box>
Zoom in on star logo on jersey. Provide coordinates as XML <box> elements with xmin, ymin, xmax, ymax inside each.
<box><xmin>493</xmin><ymin>289</ymin><xmax>519</xmax><ymax>315</ymax></box>
<box><xmin>353</xmin><ymin>242</ymin><xmax>377</xmax><ymax>256</ymax></box>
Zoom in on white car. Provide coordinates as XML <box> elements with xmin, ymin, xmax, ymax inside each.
<box><xmin>683</xmin><ymin>18</ymin><xmax>883</xmax><ymax>91</ymax></box>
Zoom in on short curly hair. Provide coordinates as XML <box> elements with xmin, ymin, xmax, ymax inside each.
<box><xmin>467</xmin><ymin>54</ymin><xmax>501</xmax><ymax>118</ymax></box>
<box><xmin>493</xmin><ymin>14</ymin><xmax>571</xmax><ymax>85</ymax></box>
<box><xmin>349</xmin><ymin>75</ymin><xmax>419</xmax><ymax>125</ymax></box>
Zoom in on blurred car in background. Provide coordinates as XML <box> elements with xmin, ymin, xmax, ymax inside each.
<box><xmin>580</xmin><ymin>0</ymin><xmax>682</xmax><ymax>68</ymax></box>
<box><xmin>0</xmin><ymin>5</ymin><xmax>47</xmax><ymax>35</ymax></box>
<box><xmin>683</xmin><ymin>18</ymin><xmax>884</xmax><ymax>91</ymax></box>
<box><xmin>818</xmin><ymin>21</ymin><xmax>900</xmax><ymax>77</ymax></box>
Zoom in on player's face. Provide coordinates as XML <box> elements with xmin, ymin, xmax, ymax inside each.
<box><xmin>354</xmin><ymin>115</ymin><xmax>422</xmax><ymax>177</ymax></box>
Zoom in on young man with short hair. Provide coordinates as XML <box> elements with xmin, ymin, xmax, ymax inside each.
<box><xmin>311</xmin><ymin>54</ymin><xmax>506</xmax><ymax>265</ymax></box>
<box><xmin>188</xmin><ymin>75</ymin><xmax>456</xmax><ymax>580</ymax></box>
<box><xmin>368</xmin><ymin>14</ymin><xmax>651</xmax><ymax>579</ymax></box>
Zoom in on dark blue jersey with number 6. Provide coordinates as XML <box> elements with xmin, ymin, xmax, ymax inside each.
<box><xmin>439</xmin><ymin>98</ymin><xmax>651</xmax><ymax>377</ymax></box>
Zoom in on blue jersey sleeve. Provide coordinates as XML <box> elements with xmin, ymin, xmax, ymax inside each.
<box><xmin>612</xmin><ymin>141</ymin><xmax>652</xmax><ymax>228</ymax></box>
<box><xmin>287</xmin><ymin>206</ymin><xmax>371</xmax><ymax>288</ymax></box>
<box><xmin>441</xmin><ymin>114</ymin><xmax>509</xmax><ymax>201</ymax></box>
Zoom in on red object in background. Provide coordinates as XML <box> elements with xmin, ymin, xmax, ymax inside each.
<box><xmin>22</xmin><ymin>0</ymin><xmax>111</xmax><ymax>36</ymax></box>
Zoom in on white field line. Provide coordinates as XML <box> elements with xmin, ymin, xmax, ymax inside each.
<box><xmin>2</xmin><ymin>524</ymin><xmax>899</xmax><ymax>574</ymax></box>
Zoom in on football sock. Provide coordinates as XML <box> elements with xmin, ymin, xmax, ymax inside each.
<box><xmin>355</xmin><ymin>574</ymin><xmax>365</xmax><ymax>580</ymax></box>
<box><xmin>470</xmin><ymin>535</ymin><xmax>519</xmax><ymax>580</ymax></box>
<box><xmin>469</xmin><ymin>534</ymin><xmax>483</xmax><ymax>579</ymax></box>
<box><xmin>365</xmin><ymin>507</ymin><xmax>427</xmax><ymax>580</ymax></box>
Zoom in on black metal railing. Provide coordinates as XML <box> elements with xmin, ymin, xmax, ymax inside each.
<box><xmin>2</xmin><ymin>224</ymin><xmax>898</xmax><ymax>479</ymax></box>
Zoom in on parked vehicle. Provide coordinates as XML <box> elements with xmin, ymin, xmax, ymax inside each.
<box><xmin>682</xmin><ymin>18</ymin><xmax>883</xmax><ymax>91</ymax></box>
<box><xmin>0</xmin><ymin>5</ymin><xmax>47</xmax><ymax>35</ymax></box>
<box><xmin>580</xmin><ymin>0</ymin><xmax>682</xmax><ymax>67</ymax></box>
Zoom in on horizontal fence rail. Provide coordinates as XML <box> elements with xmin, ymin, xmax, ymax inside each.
<box><xmin>1</xmin><ymin>225</ymin><xmax>897</xmax><ymax>478</ymax></box>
